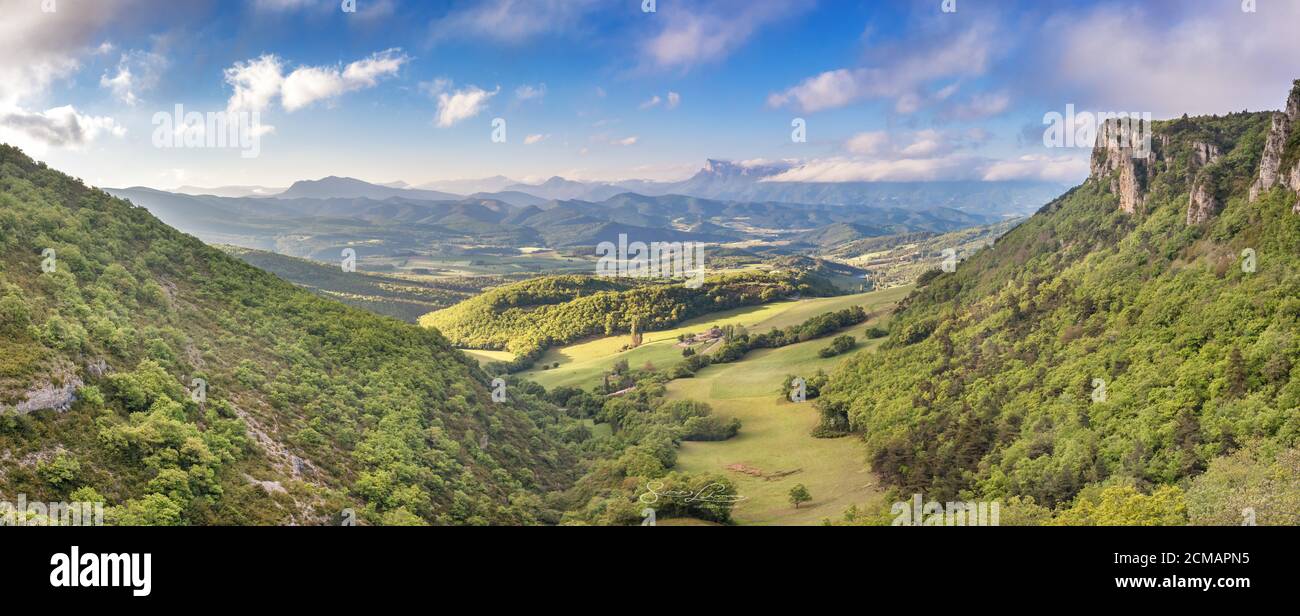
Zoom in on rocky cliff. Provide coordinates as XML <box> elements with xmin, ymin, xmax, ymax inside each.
<box><xmin>1248</xmin><ymin>80</ymin><xmax>1300</xmax><ymax>212</ymax></box>
<box><xmin>1090</xmin><ymin>80</ymin><xmax>1300</xmax><ymax>223</ymax></box>
<box><xmin>1088</xmin><ymin>117</ymin><xmax>1158</xmax><ymax>214</ymax></box>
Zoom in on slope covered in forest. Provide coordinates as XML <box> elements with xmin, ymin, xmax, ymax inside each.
<box><xmin>820</xmin><ymin>83</ymin><xmax>1300</xmax><ymax>524</ymax></box>
<box><xmin>420</xmin><ymin>270</ymin><xmax>837</xmax><ymax>372</ymax></box>
<box><xmin>0</xmin><ymin>145</ymin><xmax>580</xmax><ymax>525</ymax></box>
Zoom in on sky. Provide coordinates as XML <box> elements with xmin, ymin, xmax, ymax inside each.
<box><xmin>1</xmin><ymin>0</ymin><xmax>1298</xmax><ymax>190</ymax></box>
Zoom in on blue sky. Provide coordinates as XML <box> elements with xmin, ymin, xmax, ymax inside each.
<box><xmin>2</xmin><ymin>0</ymin><xmax>1298</xmax><ymax>189</ymax></box>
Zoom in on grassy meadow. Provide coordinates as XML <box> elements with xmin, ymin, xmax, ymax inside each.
<box><xmin>522</xmin><ymin>285</ymin><xmax>911</xmax><ymax>391</ymax></box>
<box><xmin>666</xmin><ymin>306</ymin><xmax>899</xmax><ymax>525</ymax></box>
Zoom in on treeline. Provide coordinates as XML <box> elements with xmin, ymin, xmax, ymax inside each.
<box><xmin>511</xmin><ymin>374</ymin><xmax>742</xmax><ymax>525</ymax></box>
<box><xmin>669</xmin><ymin>306</ymin><xmax>869</xmax><ymax>379</ymax></box>
<box><xmin>420</xmin><ymin>270</ymin><xmax>838</xmax><ymax>374</ymax></box>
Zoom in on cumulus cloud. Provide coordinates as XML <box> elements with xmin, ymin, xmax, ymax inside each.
<box><xmin>225</xmin><ymin>55</ymin><xmax>287</xmax><ymax>113</ymax></box>
<box><xmin>0</xmin><ymin>106</ymin><xmax>125</xmax><ymax>148</ymax></box>
<box><xmin>282</xmin><ymin>49</ymin><xmax>408</xmax><ymax>111</ymax></box>
<box><xmin>642</xmin><ymin>0</ymin><xmax>812</xmax><ymax>72</ymax></box>
<box><xmin>614</xmin><ymin>136</ymin><xmax>638</xmax><ymax>146</ymax></box>
<box><xmin>99</xmin><ymin>50</ymin><xmax>167</xmax><ymax>106</ymax></box>
<box><xmin>0</xmin><ymin>0</ymin><xmax>134</xmax><ymax>149</ymax></box>
<box><xmin>524</xmin><ymin>133</ymin><xmax>548</xmax><ymax>145</ymax></box>
<box><xmin>666</xmin><ymin>91</ymin><xmax>681</xmax><ymax>110</ymax></box>
<box><xmin>768</xmin><ymin>24</ymin><xmax>996</xmax><ymax>114</ymax></box>
<box><xmin>425</xmin><ymin>81</ymin><xmax>499</xmax><ymax>128</ymax></box>
<box><xmin>224</xmin><ymin>49</ymin><xmax>408</xmax><ymax>113</ymax></box>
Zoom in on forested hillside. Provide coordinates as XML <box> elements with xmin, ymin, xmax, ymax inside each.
<box><xmin>0</xmin><ymin>145</ymin><xmax>580</xmax><ymax>525</ymax></box>
<box><xmin>420</xmin><ymin>270</ymin><xmax>837</xmax><ymax>371</ymax></box>
<box><xmin>820</xmin><ymin>84</ymin><xmax>1300</xmax><ymax>524</ymax></box>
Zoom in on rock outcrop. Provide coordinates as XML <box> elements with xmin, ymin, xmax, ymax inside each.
<box><xmin>1249</xmin><ymin>81</ymin><xmax>1300</xmax><ymax>208</ymax></box>
<box><xmin>2</xmin><ymin>360</ymin><xmax>82</xmax><ymax>416</ymax></box>
<box><xmin>1089</xmin><ymin>118</ymin><xmax>1157</xmax><ymax>214</ymax></box>
<box><xmin>1186</xmin><ymin>175</ymin><xmax>1221</xmax><ymax>225</ymax></box>
<box><xmin>6</xmin><ymin>377</ymin><xmax>82</xmax><ymax>415</ymax></box>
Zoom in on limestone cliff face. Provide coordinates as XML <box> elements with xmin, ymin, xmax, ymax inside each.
<box><xmin>1091</xmin><ymin>80</ymin><xmax>1300</xmax><ymax>223</ymax></box>
<box><xmin>1089</xmin><ymin>118</ymin><xmax>1158</xmax><ymax>214</ymax></box>
<box><xmin>1249</xmin><ymin>81</ymin><xmax>1300</xmax><ymax>207</ymax></box>
<box><xmin>1186</xmin><ymin>176</ymin><xmax>1219</xmax><ymax>225</ymax></box>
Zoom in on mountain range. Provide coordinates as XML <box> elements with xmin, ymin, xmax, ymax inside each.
<box><xmin>106</xmin><ymin>178</ymin><xmax>1020</xmax><ymax>261</ymax></box>
<box><xmin>163</xmin><ymin>158</ymin><xmax>1067</xmax><ymax>216</ymax></box>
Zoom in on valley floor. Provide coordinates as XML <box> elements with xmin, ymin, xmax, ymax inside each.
<box><xmin>517</xmin><ymin>285</ymin><xmax>911</xmax><ymax>525</ymax></box>
<box><xmin>523</xmin><ymin>286</ymin><xmax>911</xmax><ymax>391</ymax></box>
<box><xmin>666</xmin><ymin>307</ymin><xmax>898</xmax><ymax>525</ymax></box>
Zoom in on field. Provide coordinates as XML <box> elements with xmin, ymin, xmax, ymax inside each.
<box><xmin>515</xmin><ymin>285</ymin><xmax>912</xmax><ymax>525</ymax></box>
<box><xmin>460</xmin><ymin>349</ymin><xmax>516</xmax><ymax>365</ymax></box>
<box><xmin>666</xmin><ymin>304</ymin><xmax>899</xmax><ymax>525</ymax></box>
<box><xmin>521</xmin><ymin>286</ymin><xmax>911</xmax><ymax>391</ymax></box>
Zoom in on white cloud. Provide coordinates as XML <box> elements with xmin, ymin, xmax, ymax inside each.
<box><xmin>0</xmin><ymin>105</ymin><xmax>125</xmax><ymax>148</ymax></box>
<box><xmin>642</xmin><ymin>0</ymin><xmax>811</xmax><ymax>71</ymax></box>
<box><xmin>765</xmin><ymin>155</ymin><xmax>979</xmax><ymax>183</ymax></box>
<box><xmin>763</xmin><ymin>126</ymin><xmax>1057</xmax><ymax>183</ymax></box>
<box><xmin>524</xmin><ymin>133</ymin><xmax>548</xmax><ymax>145</ymax></box>
<box><xmin>844</xmin><ymin>128</ymin><xmax>986</xmax><ymax>159</ymax></box>
<box><xmin>981</xmin><ymin>154</ymin><xmax>1088</xmax><ymax>183</ymax></box>
<box><xmin>615</xmin><ymin>136</ymin><xmax>638</xmax><ymax>146</ymax></box>
<box><xmin>253</xmin><ymin>0</ymin><xmax>317</xmax><ymax>10</ymax></box>
<box><xmin>281</xmin><ymin>49</ymin><xmax>408</xmax><ymax>111</ymax></box>
<box><xmin>225</xmin><ymin>55</ymin><xmax>286</xmax><ymax>113</ymax></box>
<box><xmin>898</xmin><ymin>129</ymin><xmax>949</xmax><ymax>158</ymax></box>
<box><xmin>225</xmin><ymin>49</ymin><xmax>408</xmax><ymax>113</ymax></box>
<box><xmin>768</xmin><ymin>25</ymin><xmax>996</xmax><ymax>114</ymax></box>
<box><xmin>99</xmin><ymin>50</ymin><xmax>167</xmax><ymax>106</ymax></box>
<box><xmin>640</xmin><ymin>91</ymin><xmax>681</xmax><ymax>111</ymax></box>
<box><xmin>0</xmin><ymin>1</ymin><xmax>132</xmax><ymax>150</ymax></box>
<box><xmin>0</xmin><ymin>0</ymin><xmax>131</xmax><ymax>107</ymax></box>
<box><xmin>430</xmin><ymin>83</ymin><xmax>499</xmax><ymax>128</ymax></box>
<box><xmin>845</xmin><ymin>131</ymin><xmax>890</xmax><ymax>156</ymax></box>
<box><xmin>1046</xmin><ymin>2</ymin><xmax>1300</xmax><ymax>116</ymax></box>
<box><xmin>945</xmin><ymin>91</ymin><xmax>1011</xmax><ymax>120</ymax></box>
<box><xmin>429</xmin><ymin>0</ymin><xmax>602</xmax><ymax>44</ymax></box>
<box><xmin>515</xmin><ymin>83</ymin><xmax>547</xmax><ymax>102</ymax></box>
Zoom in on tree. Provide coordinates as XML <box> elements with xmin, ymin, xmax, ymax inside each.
<box><xmin>788</xmin><ymin>484</ymin><xmax>811</xmax><ymax>509</ymax></box>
